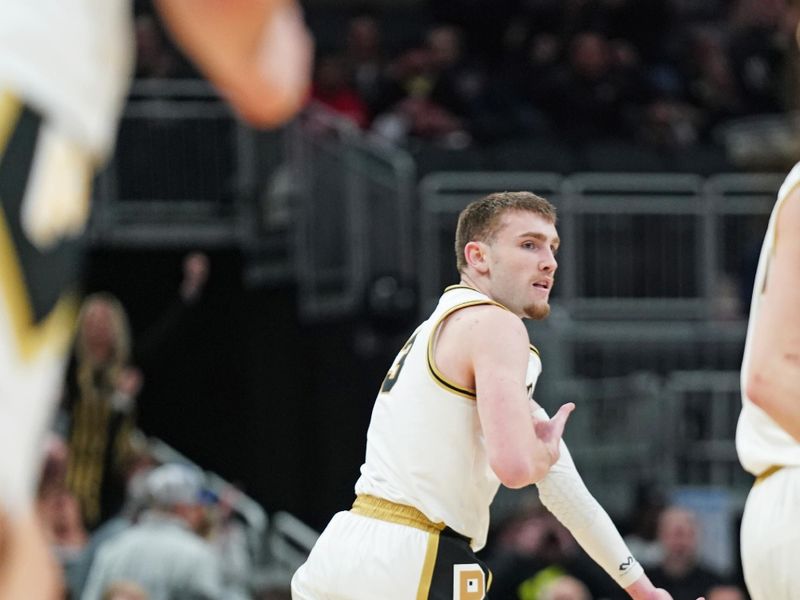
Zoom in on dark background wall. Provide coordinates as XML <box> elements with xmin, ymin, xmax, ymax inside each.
<box><xmin>83</xmin><ymin>246</ymin><xmax>408</xmax><ymax>530</ymax></box>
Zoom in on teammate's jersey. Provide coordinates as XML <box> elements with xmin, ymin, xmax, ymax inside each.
<box><xmin>0</xmin><ymin>0</ymin><xmax>134</xmax><ymax>161</ymax></box>
<box><xmin>737</xmin><ymin>162</ymin><xmax>800</xmax><ymax>476</ymax></box>
<box><xmin>355</xmin><ymin>285</ymin><xmax>542</xmax><ymax>550</ymax></box>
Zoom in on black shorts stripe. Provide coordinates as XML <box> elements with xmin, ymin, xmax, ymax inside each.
<box><xmin>423</xmin><ymin>530</ymin><xmax>492</xmax><ymax>600</ymax></box>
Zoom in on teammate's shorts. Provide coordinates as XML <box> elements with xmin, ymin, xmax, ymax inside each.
<box><xmin>292</xmin><ymin>506</ymin><xmax>492</xmax><ymax>600</ymax></box>
<box><xmin>0</xmin><ymin>90</ymin><xmax>90</xmax><ymax>515</ymax></box>
<box><xmin>740</xmin><ymin>465</ymin><xmax>800</xmax><ymax>600</ymax></box>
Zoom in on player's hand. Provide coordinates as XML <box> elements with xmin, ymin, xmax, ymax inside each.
<box><xmin>652</xmin><ymin>590</ymin><xmax>703</xmax><ymax>600</ymax></box>
<box><xmin>180</xmin><ymin>252</ymin><xmax>209</xmax><ymax>302</ymax></box>
<box><xmin>633</xmin><ymin>587</ymin><xmax>704</xmax><ymax>600</ymax></box>
<box><xmin>533</xmin><ymin>402</ymin><xmax>574</xmax><ymax>466</ymax></box>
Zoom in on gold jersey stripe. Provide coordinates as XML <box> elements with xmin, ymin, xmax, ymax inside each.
<box><xmin>0</xmin><ymin>92</ymin><xmax>22</xmax><ymax>155</ymax></box>
<box><xmin>426</xmin><ymin>299</ymin><xmax>506</xmax><ymax>399</ymax></box>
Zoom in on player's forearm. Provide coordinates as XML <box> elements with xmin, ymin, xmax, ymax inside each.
<box><xmin>532</xmin><ymin>415</ymin><xmax>643</xmax><ymax>589</ymax></box>
<box><xmin>155</xmin><ymin>0</ymin><xmax>312</xmax><ymax>127</ymax></box>
<box><xmin>487</xmin><ymin>424</ymin><xmax>553</xmax><ymax>488</ymax></box>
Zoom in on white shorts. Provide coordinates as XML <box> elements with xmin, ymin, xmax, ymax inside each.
<box><xmin>291</xmin><ymin>510</ymin><xmax>491</xmax><ymax>600</ymax></box>
<box><xmin>0</xmin><ymin>91</ymin><xmax>88</xmax><ymax>515</ymax></box>
<box><xmin>740</xmin><ymin>466</ymin><xmax>800</xmax><ymax>600</ymax></box>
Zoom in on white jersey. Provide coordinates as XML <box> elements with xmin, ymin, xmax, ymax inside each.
<box><xmin>355</xmin><ymin>285</ymin><xmax>542</xmax><ymax>550</ymax></box>
<box><xmin>736</xmin><ymin>162</ymin><xmax>800</xmax><ymax>476</ymax></box>
<box><xmin>0</xmin><ymin>0</ymin><xmax>134</xmax><ymax>161</ymax></box>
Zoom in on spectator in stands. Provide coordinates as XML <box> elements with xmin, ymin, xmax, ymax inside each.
<box><xmin>371</xmin><ymin>46</ymin><xmax>471</xmax><ymax>147</ymax></box>
<box><xmin>540</xmin><ymin>31</ymin><xmax>639</xmax><ymax>140</ymax></box>
<box><xmin>59</xmin><ymin>253</ymin><xmax>209</xmax><ymax>532</ymax></box>
<box><xmin>622</xmin><ymin>484</ymin><xmax>667</xmax><ymax>568</ymax></box>
<box><xmin>540</xmin><ymin>574</ymin><xmax>592</xmax><ymax>600</ymax></box>
<box><xmin>311</xmin><ymin>55</ymin><xmax>370</xmax><ymax>129</ymax></box>
<box><xmin>134</xmin><ymin>13</ymin><xmax>182</xmax><ymax>79</ymax></box>
<box><xmin>487</xmin><ymin>499</ymin><xmax>620</xmax><ymax>600</ymax></box>
<box><xmin>81</xmin><ymin>463</ymin><xmax>224</xmax><ymax>600</ymax></box>
<box><xmin>343</xmin><ymin>13</ymin><xmax>387</xmax><ymax>113</ymax></box>
<box><xmin>101</xmin><ymin>581</ymin><xmax>149</xmax><ymax>600</ymax></box>
<box><xmin>682</xmin><ymin>26</ymin><xmax>742</xmax><ymax>135</ymax></box>
<box><xmin>705</xmin><ymin>582</ymin><xmax>747</xmax><ymax>600</ymax></box>
<box><xmin>728</xmin><ymin>0</ymin><xmax>795</xmax><ymax>115</ymax></box>
<box><xmin>61</xmin><ymin>292</ymin><xmax>144</xmax><ymax>532</ymax></box>
<box><xmin>648</xmin><ymin>506</ymin><xmax>722</xmax><ymax>599</ymax></box>
<box><xmin>37</xmin><ymin>434</ymin><xmax>90</xmax><ymax>595</ymax></box>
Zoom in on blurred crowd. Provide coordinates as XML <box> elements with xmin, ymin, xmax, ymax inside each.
<box><xmin>130</xmin><ymin>0</ymin><xmax>800</xmax><ymax>169</ymax></box>
<box><xmin>304</xmin><ymin>0</ymin><xmax>800</xmax><ymax>150</ymax></box>
<box><xmin>35</xmin><ymin>254</ymin><xmax>289</xmax><ymax>599</ymax></box>
<box><xmin>483</xmin><ymin>490</ymin><xmax>748</xmax><ymax>600</ymax></box>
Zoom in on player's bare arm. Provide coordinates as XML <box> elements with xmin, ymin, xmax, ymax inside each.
<box><xmin>154</xmin><ymin>0</ymin><xmax>313</xmax><ymax>127</ymax></box>
<box><xmin>435</xmin><ymin>303</ymin><xmax>573</xmax><ymax>488</ymax></box>
<box><xmin>746</xmin><ymin>187</ymin><xmax>800</xmax><ymax>441</ymax></box>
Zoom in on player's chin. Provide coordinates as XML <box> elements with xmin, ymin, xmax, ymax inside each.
<box><xmin>524</xmin><ymin>301</ymin><xmax>550</xmax><ymax>320</ymax></box>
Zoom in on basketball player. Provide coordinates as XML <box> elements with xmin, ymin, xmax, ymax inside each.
<box><xmin>0</xmin><ymin>1</ymin><xmax>312</xmax><ymax>596</ymax></box>
<box><xmin>736</xmin><ymin>159</ymin><xmax>800</xmax><ymax>596</ymax></box>
<box><xmin>292</xmin><ymin>192</ymin><xmax>697</xmax><ymax>600</ymax></box>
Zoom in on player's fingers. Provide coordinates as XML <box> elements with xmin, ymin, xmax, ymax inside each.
<box><xmin>546</xmin><ymin>402</ymin><xmax>575</xmax><ymax>439</ymax></box>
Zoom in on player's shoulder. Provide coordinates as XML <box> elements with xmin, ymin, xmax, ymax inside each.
<box><xmin>447</xmin><ymin>302</ymin><xmax>527</xmax><ymax>344</ymax></box>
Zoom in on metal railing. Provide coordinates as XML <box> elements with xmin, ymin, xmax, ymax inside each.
<box><xmin>290</xmin><ymin>103</ymin><xmax>417</xmax><ymax>319</ymax></box>
<box><xmin>91</xmin><ymin>80</ymin><xmax>263</xmax><ymax>248</ymax></box>
<box><xmin>552</xmin><ymin>370</ymin><xmax>750</xmax><ymax>519</ymax></box>
<box><xmin>419</xmin><ymin>171</ymin><xmax>782</xmax><ymax>320</ymax></box>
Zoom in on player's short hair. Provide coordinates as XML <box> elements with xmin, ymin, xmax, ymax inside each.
<box><xmin>454</xmin><ymin>191</ymin><xmax>557</xmax><ymax>273</ymax></box>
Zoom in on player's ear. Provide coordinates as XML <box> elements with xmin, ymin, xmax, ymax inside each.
<box><xmin>464</xmin><ymin>241</ymin><xmax>489</xmax><ymax>274</ymax></box>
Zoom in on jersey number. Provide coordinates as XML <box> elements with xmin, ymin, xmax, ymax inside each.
<box><xmin>380</xmin><ymin>332</ymin><xmax>418</xmax><ymax>393</ymax></box>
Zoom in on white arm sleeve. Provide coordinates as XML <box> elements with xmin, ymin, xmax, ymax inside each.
<box><xmin>532</xmin><ymin>407</ymin><xmax>644</xmax><ymax>589</ymax></box>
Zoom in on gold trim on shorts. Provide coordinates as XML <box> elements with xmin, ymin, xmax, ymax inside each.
<box><xmin>351</xmin><ymin>494</ymin><xmax>445</xmax><ymax>534</ymax></box>
<box><xmin>754</xmin><ymin>465</ymin><xmax>783</xmax><ymax>486</ymax></box>
<box><xmin>415</xmin><ymin>531</ymin><xmax>440</xmax><ymax>600</ymax></box>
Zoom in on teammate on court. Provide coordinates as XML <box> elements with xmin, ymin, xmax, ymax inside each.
<box><xmin>0</xmin><ymin>1</ymin><xmax>312</xmax><ymax>596</ymax></box>
<box><xmin>736</xmin><ymin>157</ymin><xmax>800</xmax><ymax>597</ymax></box>
<box><xmin>292</xmin><ymin>192</ymin><xmax>700</xmax><ymax>600</ymax></box>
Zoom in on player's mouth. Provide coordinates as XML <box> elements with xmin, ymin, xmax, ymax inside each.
<box><xmin>532</xmin><ymin>278</ymin><xmax>552</xmax><ymax>292</ymax></box>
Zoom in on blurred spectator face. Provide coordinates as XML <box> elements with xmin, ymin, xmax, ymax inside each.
<box><xmin>706</xmin><ymin>584</ymin><xmax>746</xmax><ymax>600</ymax></box>
<box><xmin>539</xmin><ymin>575</ymin><xmax>592</xmax><ymax>600</ymax></box>
<box><xmin>570</xmin><ymin>33</ymin><xmax>611</xmax><ymax>79</ymax></box>
<box><xmin>658</xmin><ymin>507</ymin><xmax>699</xmax><ymax>561</ymax></box>
<box><xmin>427</xmin><ymin>26</ymin><xmax>463</xmax><ymax>70</ymax></box>
<box><xmin>392</xmin><ymin>48</ymin><xmax>434</xmax><ymax>82</ymax></box>
<box><xmin>733</xmin><ymin>0</ymin><xmax>786</xmax><ymax>28</ymax></box>
<box><xmin>81</xmin><ymin>299</ymin><xmax>117</xmax><ymax>363</ymax></box>
<box><xmin>101</xmin><ymin>581</ymin><xmax>148</xmax><ymax>600</ymax></box>
<box><xmin>315</xmin><ymin>57</ymin><xmax>350</xmax><ymax>94</ymax></box>
<box><xmin>528</xmin><ymin>33</ymin><xmax>560</xmax><ymax>66</ymax></box>
<box><xmin>346</xmin><ymin>15</ymin><xmax>381</xmax><ymax>59</ymax></box>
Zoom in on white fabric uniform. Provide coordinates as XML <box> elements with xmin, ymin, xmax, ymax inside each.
<box><xmin>736</xmin><ymin>161</ymin><xmax>800</xmax><ymax>600</ymax></box>
<box><xmin>292</xmin><ymin>286</ymin><xmax>541</xmax><ymax>599</ymax></box>
<box><xmin>0</xmin><ymin>0</ymin><xmax>134</xmax><ymax>161</ymax></box>
<box><xmin>0</xmin><ymin>0</ymin><xmax>133</xmax><ymax>514</ymax></box>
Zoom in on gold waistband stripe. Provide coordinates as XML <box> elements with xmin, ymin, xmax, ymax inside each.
<box><xmin>352</xmin><ymin>494</ymin><xmax>445</xmax><ymax>535</ymax></box>
<box><xmin>754</xmin><ymin>465</ymin><xmax>783</xmax><ymax>486</ymax></box>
